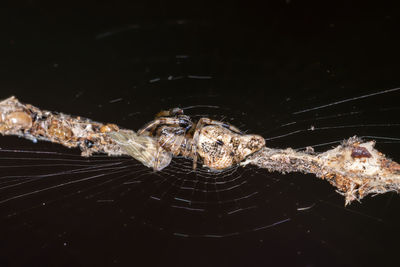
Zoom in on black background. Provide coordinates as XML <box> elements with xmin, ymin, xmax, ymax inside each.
<box><xmin>1</xmin><ymin>2</ymin><xmax>400</xmax><ymax>266</ymax></box>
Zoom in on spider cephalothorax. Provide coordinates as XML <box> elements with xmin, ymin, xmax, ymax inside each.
<box><xmin>137</xmin><ymin>108</ymin><xmax>265</xmax><ymax>170</ymax></box>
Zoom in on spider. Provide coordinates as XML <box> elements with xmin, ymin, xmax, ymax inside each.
<box><xmin>136</xmin><ymin>108</ymin><xmax>265</xmax><ymax>170</ymax></box>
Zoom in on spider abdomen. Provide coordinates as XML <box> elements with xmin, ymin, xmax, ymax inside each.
<box><xmin>197</xmin><ymin>126</ymin><xmax>265</xmax><ymax>170</ymax></box>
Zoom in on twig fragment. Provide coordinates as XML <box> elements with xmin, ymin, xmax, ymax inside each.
<box><xmin>242</xmin><ymin>137</ymin><xmax>400</xmax><ymax>205</ymax></box>
<box><xmin>0</xmin><ymin>96</ymin><xmax>170</xmax><ymax>170</ymax></box>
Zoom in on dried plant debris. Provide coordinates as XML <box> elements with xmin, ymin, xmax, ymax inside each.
<box><xmin>0</xmin><ymin>96</ymin><xmax>169</xmax><ymax>171</ymax></box>
<box><xmin>1</xmin><ymin>96</ymin><xmax>400</xmax><ymax>204</ymax></box>
<box><xmin>242</xmin><ymin>137</ymin><xmax>400</xmax><ymax>205</ymax></box>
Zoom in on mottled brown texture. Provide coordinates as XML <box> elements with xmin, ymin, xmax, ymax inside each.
<box><xmin>197</xmin><ymin>126</ymin><xmax>265</xmax><ymax>170</ymax></box>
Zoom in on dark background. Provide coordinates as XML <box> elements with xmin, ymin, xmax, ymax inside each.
<box><xmin>1</xmin><ymin>2</ymin><xmax>400</xmax><ymax>266</ymax></box>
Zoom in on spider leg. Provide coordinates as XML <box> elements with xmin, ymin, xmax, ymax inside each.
<box><xmin>196</xmin><ymin>118</ymin><xmax>243</xmax><ymax>134</ymax></box>
<box><xmin>137</xmin><ymin>117</ymin><xmax>182</xmax><ymax>135</ymax></box>
<box><xmin>154</xmin><ymin>144</ymin><xmax>165</xmax><ymax>170</ymax></box>
<box><xmin>155</xmin><ymin>108</ymin><xmax>184</xmax><ymax>118</ymax></box>
<box><xmin>191</xmin><ymin>120</ymin><xmax>204</xmax><ymax>170</ymax></box>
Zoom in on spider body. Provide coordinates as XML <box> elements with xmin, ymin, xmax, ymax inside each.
<box><xmin>138</xmin><ymin>108</ymin><xmax>265</xmax><ymax>170</ymax></box>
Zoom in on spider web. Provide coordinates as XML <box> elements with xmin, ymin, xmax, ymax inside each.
<box><xmin>0</xmin><ymin>87</ymin><xmax>399</xmax><ymax>238</ymax></box>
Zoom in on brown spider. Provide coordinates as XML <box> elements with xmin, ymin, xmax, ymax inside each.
<box><xmin>137</xmin><ymin>108</ymin><xmax>265</xmax><ymax>170</ymax></box>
